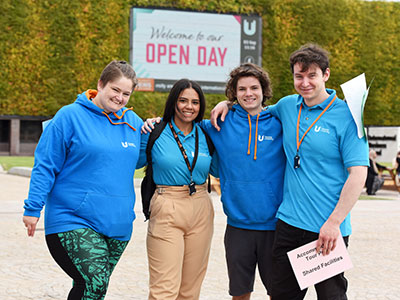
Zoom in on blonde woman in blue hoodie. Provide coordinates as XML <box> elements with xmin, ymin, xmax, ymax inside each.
<box><xmin>23</xmin><ymin>60</ymin><xmax>143</xmax><ymax>300</ymax></box>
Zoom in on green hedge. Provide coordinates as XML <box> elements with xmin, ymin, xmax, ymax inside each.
<box><xmin>0</xmin><ymin>0</ymin><xmax>399</xmax><ymax>124</ymax></box>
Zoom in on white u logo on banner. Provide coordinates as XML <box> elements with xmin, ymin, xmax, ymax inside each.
<box><xmin>244</xmin><ymin>20</ymin><xmax>256</xmax><ymax>36</ymax></box>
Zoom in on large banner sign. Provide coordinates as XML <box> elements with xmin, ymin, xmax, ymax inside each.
<box><xmin>130</xmin><ymin>7</ymin><xmax>262</xmax><ymax>93</ymax></box>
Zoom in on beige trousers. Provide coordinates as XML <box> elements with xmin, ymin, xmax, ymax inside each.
<box><xmin>147</xmin><ymin>184</ymin><xmax>214</xmax><ymax>300</ymax></box>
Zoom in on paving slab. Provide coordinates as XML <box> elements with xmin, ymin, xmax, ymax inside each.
<box><xmin>0</xmin><ymin>172</ymin><xmax>399</xmax><ymax>299</ymax></box>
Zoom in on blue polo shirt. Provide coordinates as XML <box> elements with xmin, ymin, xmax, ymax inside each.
<box><xmin>268</xmin><ymin>89</ymin><xmax>369</xmax><ymax>236</ymax></box>
<box><xmin>137</xmin><ymin>119</ymin><xmax>218</xmax><ymax>185</ymax></box>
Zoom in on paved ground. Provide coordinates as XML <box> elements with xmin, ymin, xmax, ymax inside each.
<box><xmin>1</xmin><ymin>171</ymin><xmax>399</xmax><ymax>299</ymax></box>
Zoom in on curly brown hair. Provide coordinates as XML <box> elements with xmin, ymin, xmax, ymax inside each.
<box><xmin>225</xmin><ymin>63</ymin><xmax>272</xmax><ymax>106</ymax></box>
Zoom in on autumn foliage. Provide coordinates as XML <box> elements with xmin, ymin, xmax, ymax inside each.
<box><xmin>0</xmin><ymin>0</ymin><xmax>399</xmax><ymax>125</ymax></box>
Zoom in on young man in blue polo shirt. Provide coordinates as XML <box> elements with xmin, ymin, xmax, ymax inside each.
<box><xmin>268</xmin><ymin>44</ymin><xmax>369</xmax><ymax>300</ymax></box>
<box><xmin>211</xmin><ymin>44</ymin><xmax>369</xmax><ymax>299</ymax></box>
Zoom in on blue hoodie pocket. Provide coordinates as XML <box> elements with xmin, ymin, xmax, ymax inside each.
<box><xmin>221</xmin><ymin>180</ymin><xmax>281</xmax><ymax>225</ymax></box>
<box><xmin>74</xmin><ymin>193</ymin><xmax>134</xmax><ymax>239</ymax></box>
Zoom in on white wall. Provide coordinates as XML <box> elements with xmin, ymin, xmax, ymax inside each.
<box><xmin>367</xmin><ymin>126</ymin><xmax>400</xmax><ymax>164</ymax></box>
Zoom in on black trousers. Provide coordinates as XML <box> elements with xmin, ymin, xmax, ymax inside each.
<box><xmin>365</xmin><ymin>173</ymin><xmax>375</xmax><ymax>195</ymax></box>
<box><xmin>271</xmin><ymin>220</ymin><xmax>349</xmax><ymax>300</ymax></box>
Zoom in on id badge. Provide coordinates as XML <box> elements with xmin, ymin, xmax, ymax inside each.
<box><xmin>294</xmin><ymin>154</ymin><xmax>300</xmax><ymax>169</ymax></box>
<box><xmin>189</xmin><ymin>181</ymin><xmax>196</xmax><ymax>196</ymax></box>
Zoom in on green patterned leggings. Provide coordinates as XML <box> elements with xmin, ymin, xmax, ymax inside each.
<box><xmin>46</xmin><ymin>228</ymin><xmax>128</xmax><ymax>300</ymax></box>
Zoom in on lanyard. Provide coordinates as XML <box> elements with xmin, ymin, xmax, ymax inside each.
<box><xmin>169</xmin><ymin>122</ymin><xmax>199</xmax><ymax>195</ymax></box>
<box><xmin>294</xmin><ymin>95</ymin><xmax>336</xmax><ymax>168</ymax></box>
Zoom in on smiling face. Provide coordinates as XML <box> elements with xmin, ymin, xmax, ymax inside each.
<box><xmin>293</xmin><ymin>63</ymin><xmax>330</xmax><ymax>105</ymax></box>
<box><xmin>174</xmin><ymin>88</ymin><xmax>200</xmax><ymax>128</ymax></box>
<box><xmin>236</xmin><ymin>76</ymin><xmax>263</xmax><ymax>116</ymax></box>
<box><xmin>93</xmin><ymin>76</ymin><xmax>133</xmax><ymax>113</ymax></box>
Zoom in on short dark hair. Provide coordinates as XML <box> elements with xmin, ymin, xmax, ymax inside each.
<box><xmin>99</xmin><ymin>60</ymin><xmax>138</xmax><ymax>91</ymax></box>
<box><xmin>289</xmin><ymin>43</ymin><xmax>330</xmax><ymax>74</ymax></box>
<box><xmin>225</xmin><ymin>63</ymin><xmax>272</xmax><ymax>106</ymax></box>
<box><xmin>163</xmin><ymin>79</ymin><xmax>206</xmax><ymax>123</ymax></box>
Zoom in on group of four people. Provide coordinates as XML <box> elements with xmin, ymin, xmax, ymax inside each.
<box><xmin>23</xmin><ymin>43</ymin><xmax>369</xmax><ymax>300</ymax></box>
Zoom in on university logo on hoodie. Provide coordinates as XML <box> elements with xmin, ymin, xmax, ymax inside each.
<box><xmin>258</xmin><ymin>135</ymin><xmax>274</xmax><ymax>142</ymax></box>
<box><xmin>121</xmin><ymin>141</ymin><xmax>137</xmax><ymax>148</ymax></box>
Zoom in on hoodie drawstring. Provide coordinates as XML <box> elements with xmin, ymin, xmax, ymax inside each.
<box><xmin>102</xmin><ymin>109</ymin><xmax>137</xmax><ymax>132</ymax></box>
<box><xmin>254</xmin><ymin>114</ymin><xmax>259</xmax><ymax>160</ymax></box>
<box><xmin>85</xmin><ymin>89</ymin><xmax>137</xmax><ymax>132</ymax></box>
<box><xmin>247</xmin><ymin>114</ymin><xmax>260</xmax><ymax>160</ymax></box>
<box><xmin>247</xmin><ymin>115</ymin><xmax>252</xmax><ymax>156</ymax></box>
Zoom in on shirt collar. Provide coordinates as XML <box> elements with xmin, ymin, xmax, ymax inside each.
<box><xmin>171</xmin><ymin>118</ymin><xmax>196</xmax><ymax>137</ymax></box>
<box><xmin>296</xmin><ymin>89</ymin><xmax>337</xmax><ymax>110</ymax></box>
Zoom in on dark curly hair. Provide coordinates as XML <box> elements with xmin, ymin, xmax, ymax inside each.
<box><xmin>225</xmin><ymin>63</ymin><xmax>272</xmax><ymax>106</ymax></box>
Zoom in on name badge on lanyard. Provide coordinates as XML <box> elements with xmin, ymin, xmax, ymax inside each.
<box><xmin>169</xmin><ymin>122</ymin><xmax>199</xmax><ymax>195</ymax></box>
<box><xmin>295</xmin><ymin>95</ymin><xmax>336</xmax><ymax>169</ymax></box>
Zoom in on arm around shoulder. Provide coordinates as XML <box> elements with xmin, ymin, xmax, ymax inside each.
<box><xmin>210</xmin><ymin>100</ymin><xmax>230</xmax><ymax>131</ymax></box>
<box><xmin>136</xmin><ymin>132</ymin><xmax>150</xmax><ymax>169</ymax></box>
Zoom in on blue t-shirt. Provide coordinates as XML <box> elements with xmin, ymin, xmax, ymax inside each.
<box><xmin>137</xmin><ymin>119</ymin><xmax>218</xmax><ymax>185</ymax></box>
<box><xmin>268</xmin><ymin>89</ymin><xmax>369</xmax><ymax>236</ymax></box>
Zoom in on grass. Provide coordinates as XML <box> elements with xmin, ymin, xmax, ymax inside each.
<box><xmin>359</xmin><ymin>195</ymin><xmax>395</xmax><ymax>201</ymax></box>
<box><xmin>0</xmin><ymin>156</ymin><xmax>34</xmax><ymax>171</ymax></box>
<box><xmin>380</xmin><ymin>162</ymin><xmax>393</xmax><ymax>167</ymax></box>
<box><xmin>0</xmin><ymin>156</ymin><xmax>145</xmax><ymax>178</ymax></box>
<box><xmin>135</xmin><ymin>167</ymin><xmax>145</xmax><ymax>178</ymax></box>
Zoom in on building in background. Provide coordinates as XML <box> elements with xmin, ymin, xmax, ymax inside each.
<box><xmin>0</xmin><ymin>116</ymin><xmax>49</xmax><ymax>156</ymax></box>
<box><xmin>367</xmin><ymin>126</ymin><xmax>400</xmax><ymax>163</ymax></box>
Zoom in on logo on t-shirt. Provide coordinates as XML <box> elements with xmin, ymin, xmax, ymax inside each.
<box><xmin>314</xmin><ymin>125</ymin><xmax>330</xmax><ymax>134</ymax></box>
<box><xmin>191</xmin><ymin>151</ymin><xmax>208</xmax><ymax>157</ymax></box>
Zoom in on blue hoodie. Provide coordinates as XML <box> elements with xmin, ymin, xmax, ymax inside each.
<box><xmin>201</xmin><ymin>104</ymin><xmax>285</xmax><ymax>230</ymax></box>
<box><xmin>23</xmin><ymin>90</ymin><xmax>143</xmax><ymax>241</ymax></box>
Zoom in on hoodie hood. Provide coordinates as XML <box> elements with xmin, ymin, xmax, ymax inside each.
<box><xmin>75</xmin><ymin>90</ymin><xmax>136</xmax><ymax>131</ymax></box>
<box><xmin>231</xmin><ymin>103</ymin><xmax>273</xmax><ymax>120</ymax></box>
<box><xmin>231</xmin><ymin>104</ymin><xmax>274</xmax><ymax>160</ymax></box>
